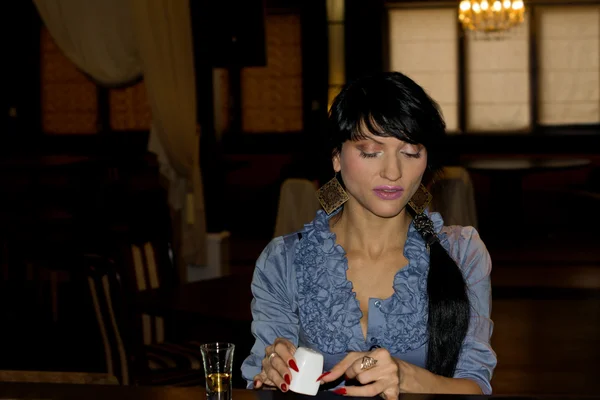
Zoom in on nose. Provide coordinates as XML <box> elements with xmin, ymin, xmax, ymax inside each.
<box><xmin>380</xmin><ymin>154</ymin><xmax>402</xmax><ymax>182</ymax></box>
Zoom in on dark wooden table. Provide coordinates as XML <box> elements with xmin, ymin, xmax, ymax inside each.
<box><xmin>464</xmin><ymin>158</ymin><xmax>591</xmax><ymax>174</ymax></box>
<box><xmin>135</xmin><ymin>271</ymin><xmax>256</xmax><ymax>389</ymax></box>
<box><xmin>135</xmin><ymin>271</ymin><xmax>254</xmax><ymax>322</ymax></box>
<box><xmin>463</xmin><ymin>157</ymin><xmax>592</xmax><ymax>241</ymax></box>
<box><xmin>1</xmin><ymin>382</ymin><xmax>598</xmax><ymax>400</ymax></box>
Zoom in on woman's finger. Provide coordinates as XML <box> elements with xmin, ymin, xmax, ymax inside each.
<box><xmin>337</xmin><ymin>381</ymin><xmax>388</xmax><ymax>398</ymax></box>
<box><xmin>252</xmin><ymin>373</ymin><xmax>264</xmax><ymax>389</ymax></box>
<box><xmin>273</xmin><ymin>338</ymin><xmax>298</xmax><ymax>372</ymax></box>
<box><xmin>253</xmin><ymin>370</ymin><xmax>276</xmax><ymax>387</ymax></box>
<box><xmin>264</xmin><ymin>355</ymin><xmax>289</xmax><ymax>392</ymax></box>
<box><xmin>320</xmin><ymin>352</ymin><xmax>365</xmax><ymax>384</ymax></box>
<box><xmin>270</xmin><ymin>350</ymin><xmax>293</xmax><ymax>387</ymax></box>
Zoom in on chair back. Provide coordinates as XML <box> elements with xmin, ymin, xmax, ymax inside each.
<box><xmin>85</xmin><ymin>254</ymin><xmax>141</xmax><ymax>385</ymax></box>
<box><xmin>430</xmin><ymin>166</ymin><xmax>478</xmax><ymax>228</ymax></box>
<box><xmin>110</xmin><ymin>187</ymin><xmax>179</xmax><ymax>347</ymax></box>
<box><xmin>125</xmin><ymin>240</ymin><xmax>174</xmax><ymax>345</ymax></box>
<box><xmin>273</xmin><ymin>178</ymin><xmax>321</xmax><ymax>237</ymax></box>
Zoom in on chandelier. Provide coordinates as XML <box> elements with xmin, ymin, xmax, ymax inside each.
<box><xmin>458</xmin><ymin>0</ymin><xmax>525</xmax><ymax>34</ymax></box>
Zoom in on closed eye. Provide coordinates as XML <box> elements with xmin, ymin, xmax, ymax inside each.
<box><xmin>360</xmin><ymin>151</ymin><xmax>380</xmax><ymax>159</ymax></box>
<box><xmin>403</xmin><ymin>152</ymin><xmax>422</xmax><ymax>159</ymax></box>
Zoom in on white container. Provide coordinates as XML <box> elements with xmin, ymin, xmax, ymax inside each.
<box><xmin>289</xmin><ymin>347</ymin><xmax>324</xmax><ymax>396</ymax></box>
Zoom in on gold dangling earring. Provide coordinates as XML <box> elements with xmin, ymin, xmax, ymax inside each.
<box><xmin>315</xmin><ymin>172</ymin><xmax>349</xmax><ymax>215</ymax></box>
<box><xmin>408</xmin><ymin>184</ymin><xmax>433</xmax><ymax>215</ymax></box>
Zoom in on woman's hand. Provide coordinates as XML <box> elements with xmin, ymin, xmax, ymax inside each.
<box><xmin>252</xmin><ymin>338</ymin><xmax>299</xmax><ymax>392</ymax></box>
<box><xmin>320</xmin><ymin>348</ymin><xmax>401</xmax><ymax>399</ymax></box>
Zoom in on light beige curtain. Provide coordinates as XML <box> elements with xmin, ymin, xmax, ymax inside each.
<box><xmin>131</xmin><ymin>0</ymin><xmax>207</xmax><ymax>268</ymax></box>
<box><xmin>388</xmin><ymin>9</ymin><xmax>459</xmax><ymax>133</ymax></box>
<box><xmin>537</xmin><ymin>6</ymin><xmax>600</xmax><ymax>124</ymax></box>
<box><xmin>34</xmin><ymin>0</ymin><xmax>207</xmax><ymax>270</ymax></box>
<box><xmin>33</xmin><ymin>0</ymin><xmax>141</xmax><ymax>86</ymax></box>
<box><xmin>465</xmin><ymin>15</ymin><xmax>530</xmax><ymax>132</ymax></box>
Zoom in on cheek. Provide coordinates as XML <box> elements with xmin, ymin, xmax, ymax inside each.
<box><xmin>416</xmin><ymin>160</ymin><xmax>428</xmax><ymax>180</ymax></box>
<box><xmin>340</xmin><ymin>155</ymin><xmax>356</xmax><ymax>172</ymax></box>
<box><xmin>408</xmin><ymin>156</ymin><xmax>428</xmax><ymax>181</ymax></box>
<box><xmin>340</xmin><ymin>154</ymin><xmax>370</xmax><ymax>184</ymax></box>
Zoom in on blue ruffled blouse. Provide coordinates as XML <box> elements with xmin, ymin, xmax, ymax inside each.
<box><xmin>241</xmin><ymin>209</ymin><xmax>496</xmax><ymax>394</ymax></box>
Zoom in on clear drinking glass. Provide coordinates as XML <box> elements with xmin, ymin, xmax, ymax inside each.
<box><xmin>200</xmin><ymin>342</ymin><xmax>235</xmax><ymax>400</ymax></box>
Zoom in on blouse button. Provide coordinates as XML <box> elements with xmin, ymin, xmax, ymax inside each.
<box><xmin>374</xmin><ymin>300</ymin><xmax>381</xmax><ymax>308</ymax></box>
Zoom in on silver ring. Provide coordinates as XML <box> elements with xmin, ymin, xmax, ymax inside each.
<box><xmin>360</xmin><ymin>356</ymin><xmax>378</xmax><ymax>370</ymax></box>
<box><xmin>268</xmin><ymin>352</ymin><xmax>277</xmax><ymax>362</ymax></box>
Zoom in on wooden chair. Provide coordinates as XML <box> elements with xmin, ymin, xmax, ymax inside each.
<box><xmin>84</xmin><ymin>240</ymin><xmax>205</xmax><ymax>386</ymax></box>
<box><xmin>273</xmin><ymin>178</ymin><xmax>321</xmax><ymax>238</ymax></box>
<box><xmin>430</xmin><ymin>166</ymin><xmax>479</xmax><ymax>228</ymax></box>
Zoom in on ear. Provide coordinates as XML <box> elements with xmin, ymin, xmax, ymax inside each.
<box><xmin>332</xmin><ymin>152</ymin><xmax>341</xmax><ymax>173</ymax></box>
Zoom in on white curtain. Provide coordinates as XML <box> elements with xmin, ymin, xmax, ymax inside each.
<box><xmin>131</xmin><ymin>0</ymin><xmax>206</xmax><ymax>267</ymax></box>
<box><xmin>538</xmin><ymin>6</ymin><xmax>600</xmax><ymax>124</ymax></box>
<box><xmin>388</xmin><ymin>9</ymin><xmax>459</xmax><ymax>133</ymax></box>
<box><xmin>34</xmin><ymin>0</ymin><xmax>207</xmax><ymax>268</ymax></box>
<box><xmin>33</xmin><ymin>0</ymin><xmax>141</xmax><ymax>86</ymax></box>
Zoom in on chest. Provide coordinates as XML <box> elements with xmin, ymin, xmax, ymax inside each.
<box><xmin>345</xmin><ymin>251</ymin><xmax>409</xmax><ymax>335</ymax></box>
<box><xmin>294</xmin><ymin>235</ymin><xmax>430</xmax><ymax>356</ymax></box>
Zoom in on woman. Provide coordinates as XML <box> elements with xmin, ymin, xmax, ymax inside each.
<box><xmin>240</xmin><ymin>72</ymin><xmax>496</xmax><ymax>398</ymax></box>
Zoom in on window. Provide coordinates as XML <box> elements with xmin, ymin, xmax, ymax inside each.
<box><xmin>537</xmin><ymin>6</ymin><xmax>600</xmax><ymax>125</ymax></box>
<box><xmin>327</xmin><ymin>0</ymin><xmax>345</xmax><ymax>109</ymax></box>
<box><xmin>109</xmin><ymin>81</ymin><xmax>152</xmax><ymax>131</ymax></box>
<box><xmin>40</xmin><ymin>27</ymin><xmax>97</xmax><ymax>134</ymax></box>
<box><xmin>241</xmin><ymin>14</ymin><xmax>303</xmax><ymax>133</ymax></box>
<box><xmin>466</xmin><ymin>15</ymin><xmax>530</xmax><ymax>132</ymax></box>
<box><xmin>387</xmin><ymin>4</ymin><xmax>599</xmax><ymax>134</ymax></box>
<box><xmin>388</xmin><ymin>8</ymin><xmax>459</xmax><ymax>132</ymax></box>
<box><xmin>41</xmin><ymin>26</ymin><xmax>153</xmax><ymax>134</ymax></box>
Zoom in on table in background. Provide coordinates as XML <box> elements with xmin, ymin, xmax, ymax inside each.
<box><xmin>135</xmin><ymin>271</ymin><xmax>255</xmax><ymax>388</ymax></box>
<box><xmin>136</xmin><ymin>271</ymin><xmax>254</xmax><ymax>322</ymax></box>
<box><xmin>463</xmin><ymin>158</ymin><xmax>591</xmax><ymax>242</ymax></box>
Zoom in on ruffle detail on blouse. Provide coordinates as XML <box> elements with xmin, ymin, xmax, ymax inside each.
<box><xmin>295</xmin><ymin>209</ymin><xmax>447</xmax><ymax>355</ymax></box>
<box><xmin>295</xmin><ymin>210</ymin><xmax>361</xmax><ymax>354</ymax></box>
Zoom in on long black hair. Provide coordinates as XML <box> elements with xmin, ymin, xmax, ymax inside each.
<box><xmin>327</xmin><ymin>71</ymin><xmax>470</xmax><ymax>377</ymax></box>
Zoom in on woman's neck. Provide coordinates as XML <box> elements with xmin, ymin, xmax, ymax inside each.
<box><xmin>330</xmin><ymin>199</ymin><xmax>412</xmax><ymax>260</ymax></box>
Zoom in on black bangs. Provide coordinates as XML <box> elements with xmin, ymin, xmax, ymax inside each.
<box><xmin>349</xmin><ymin>113</ymin><xmax>418</xmax><ymax>145</ymax></box>
<box><xmin>328</xmin><ymin>72</ymin><xmax>447</xmax><ymax>171</ymax></box>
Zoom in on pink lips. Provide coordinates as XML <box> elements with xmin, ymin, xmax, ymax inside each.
<box><xmin>373</xmin><ymin>186</ymin><xmax>404</xmax><ymax>200</ymax></box>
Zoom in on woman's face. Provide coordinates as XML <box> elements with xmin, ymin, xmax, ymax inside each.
<box><xmin>333</xmin><ymin>133</ymin><xmax>428</xmax><ymax>219</ymax></box>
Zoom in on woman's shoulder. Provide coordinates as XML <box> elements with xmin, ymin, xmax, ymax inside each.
<box><xmin>439</xmin><ymin>222</ymin><xmax>492</xmax><ymax>285</ymax></box>
<box><xmin>253</xmin><ymin>214</ymin><xmax>328</xmax><ymax>301</ymax></box>
<box><xmin>256</xmin><ymin>233</ymin><xmax>300</xmax><ymax>271</ymax></box>
<box><xmin>263</xmin><ymin>209</ymin><xmax>339</xmax><ymax>272</ymax></box>
<box><xmin>270</xmin><ymin>209</ymin><xmax>331</xmax><ymax>249</ymax></box>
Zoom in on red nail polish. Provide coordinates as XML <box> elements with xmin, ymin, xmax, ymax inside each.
<box><xmin>316</xmin><ymin>371</ymin><xmax>330</xmax><ymax>381</ymax></box>
<box><xmin>284</xmin><ymin>374</ymin><xmax>291</xmax><ymax>385</ymax></box>
<box><xmin>253</xmin><ymin>380</ymin><xmax>258</xmax><ymax>388</ymax></box>
<box><xmin>333</xmin><ymin>388</ymin><xmax>347</xmax><ymax>395</ymax></box>
<box><xmin>281</xmin><ymin>383</ymin><xmax>288</xmax><ymax>391</ymax></box>
<box><xmin>289</xmin><ymin>359</ymin><xmax>299</xmax><ymax>372</ymax></box>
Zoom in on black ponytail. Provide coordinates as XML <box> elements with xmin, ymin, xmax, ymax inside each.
<box><xmin>412</xmin><ymin>213</ymin><xmax>470</xmax><ymax>377</ymax></box>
